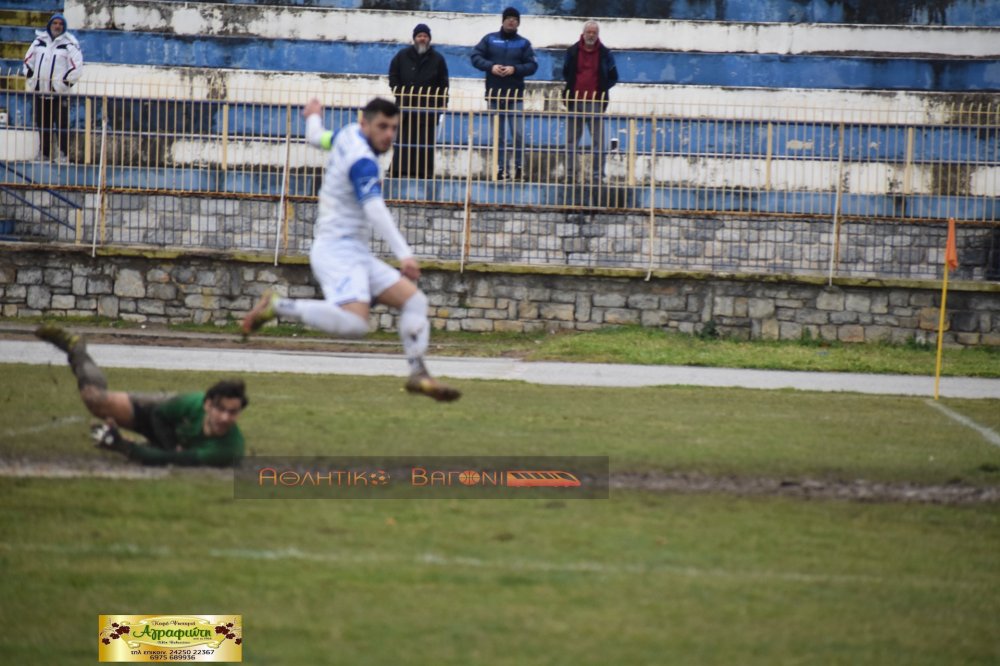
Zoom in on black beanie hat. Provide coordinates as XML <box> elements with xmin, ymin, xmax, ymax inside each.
<box><xmin>502</xmin><ymin>7</ymin><xmax>520</xmax><ymax>21</ymax></box>
<box><xmin>412</xmin><ymin>23</ymin><xmax>431</xmax><ymax>38</ymax></box>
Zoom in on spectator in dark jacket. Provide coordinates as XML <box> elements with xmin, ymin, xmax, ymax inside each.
<box><xmin>471</xmin><ymin>7</ymin><xmax>538</xmax><ymax>180</ymax></box>
<box><xmin>563</xmin><ymin>21</ymin><xmax>618</xmax><ymax>187</ymax></box>
<box><xmin>389</xmin><ymin>23</ymin><xmax>449</xmax><ymax>179</ymax></box>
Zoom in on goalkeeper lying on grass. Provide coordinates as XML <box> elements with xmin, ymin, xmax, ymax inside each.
<box><xmin>36</xmin><ymin>324</ymin><xmax>246</xmax><ymax>467</ymax></box>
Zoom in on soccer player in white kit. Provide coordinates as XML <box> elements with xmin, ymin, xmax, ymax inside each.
<box><xmin>242</xmin><ymin>97</ymin><xmax>460</xmax><ymax>402</ymax></box>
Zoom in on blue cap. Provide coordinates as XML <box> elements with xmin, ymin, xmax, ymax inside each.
<box><xmin>47</xmin><ymin>13</ymin><xmax>67</xmax><ymax>37</ymax></box>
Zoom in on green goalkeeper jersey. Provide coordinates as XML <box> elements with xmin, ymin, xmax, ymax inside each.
<box><xmin>128</xmin><ymin>392</ymin><xmax>245</xmax><ymax>467</ymax></box>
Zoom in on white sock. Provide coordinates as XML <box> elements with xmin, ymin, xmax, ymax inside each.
<box><xmin>274</xmin><ymin>298</ymin><xmax>368</xmax><ymax>338</ymax></box>
<box><xmin>399</xmin><ymin>291</ymin><xmax>429</xmax><ymax>374</ymax></box>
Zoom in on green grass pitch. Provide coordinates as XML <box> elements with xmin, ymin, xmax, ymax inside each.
<box><xmin>1</xmin><ymin>364</ymin><xmax>998</xmax><ymax>664</ymax></box>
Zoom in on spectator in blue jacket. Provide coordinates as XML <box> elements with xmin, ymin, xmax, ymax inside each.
<box><xmin>563</xmin><ymin>21</ymin><xmax>618</xmax><ymax>188</ymax></box>
<box><xmin>471</xmin><ymin>7</ymin><xmax>538</xmax><ymax>180</ymax></box>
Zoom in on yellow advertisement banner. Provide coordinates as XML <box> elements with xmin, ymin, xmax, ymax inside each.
<box><xmin>98</xmin><ymin>615</ymin><xmax>242</xmax><ymax>662</ymax></box>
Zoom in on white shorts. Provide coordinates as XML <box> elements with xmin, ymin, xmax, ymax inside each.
<box><xmin>310</xmin><ymin>237</ymin><xmax>401</xmax><ymax>306</ymax></box>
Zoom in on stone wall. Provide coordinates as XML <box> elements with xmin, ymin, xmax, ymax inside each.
<box><xmin>3</xmin><ymin>194</ymin><xmax>998</xmax><ymax>282</ymax></box>
<box><xmin>1</xmin><ymin>244</ymin><xmax>998</xmax><ymax>346</ymax></box>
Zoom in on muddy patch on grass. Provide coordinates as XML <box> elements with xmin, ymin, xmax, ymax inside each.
<box><xmin>2</xmin><ymin>460</ymin><xmax>997</xmax><ymax>505</ymax></box>
<box><xmin>613</xmin><ymin>471</ymin><xmax>1000</xmax><ymax>505</ymax></box>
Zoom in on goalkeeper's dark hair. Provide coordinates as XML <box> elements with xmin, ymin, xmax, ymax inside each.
<box><xmin>362</xmin><ymin>97</ymin><xmax>399</xmax><ymax>121</ymax></box>
<box><xmin>206</xmin><ymin>379</ymin><xmax>249</xmax><ymax>408</ymax></box>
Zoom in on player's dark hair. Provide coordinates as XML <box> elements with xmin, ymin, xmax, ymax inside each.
<box><xmin>362</xmin><ymin>97</ymin><xmax>400</xmax><ymax>121</ymax></box>
<box><xmin>206</xmin><ymin>379</ymin><xmax>249</xmax><ymax>408</ymax></box>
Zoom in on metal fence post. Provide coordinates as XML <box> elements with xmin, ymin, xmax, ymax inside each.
<box><xmin>221</xmin><ymin>102</ymin><xmax>229</xmax><ymax>172</ymax></box>
<box><xmin>91</xmin><ymin>99</ymin><xmax>108</xmax><ymax>258</ymax></box>
<box><xmin>273</xmin><ymin>104</ymin><xmax>292</xmax><ymax>266</ymax></box>
<box><xmin>827</xmin><ymin>122</ymin><xmax>845</xmax><ymax>285</ymax></box>
<box><xmin>84</xmin><ymin>97</ymin><xmax>92</xmax><ymax>165</ymax></box>
<box><xmin>764</xmin><ymin>121</ymin><xmax>773</xmax><ymax>192</ymax></box>
<box><xmin>903</xmin><ymin>125</ymin><xmax>915</xmax><ymax>196</ymax></box>
<box><xmin>645</xmin><ymin>116</ymin><xmax>657</xmax><ymax>281</ymax></box>
<box><xmin>491</xmin><ymin>101</ymin><xmax>500</xmax><ymax>181</ymax></box>
<box><xmin>461</xmin><ymin>109</ymin><xmax>474</xmax><ymax>272</ymax></box>
<box><xmin>627</xmin><ymin>118</ymin><xmax>638</xmax><ymax>186</ymax></box>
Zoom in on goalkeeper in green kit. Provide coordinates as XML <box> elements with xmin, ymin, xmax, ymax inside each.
<box><xmin>36</xmin><ymin>324</ymin><xmax>246</xmax><ymax>466</ymax></box>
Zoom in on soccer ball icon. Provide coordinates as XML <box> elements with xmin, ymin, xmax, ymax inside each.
<box><xmin>369</xmin><ymin>470</ymin><xmax>390</xmax><ymax>486</ymax></box>
<box><xmin>458</xmin><ymin>470</ymin><xmax>481</xmax><ymax>486</ymax></box>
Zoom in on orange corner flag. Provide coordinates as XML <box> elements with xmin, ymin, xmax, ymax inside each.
<box><xmin>945</xmin><ymin>218</ymin><xmax>959</xmax><ymax>271</ymax></box>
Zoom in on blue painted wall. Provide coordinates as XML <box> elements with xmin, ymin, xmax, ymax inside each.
<box><xmin>3</xmin><ymin>27</ymin><xmax>997</xmax><ymax>91</ymax></box>
<box><xmin>131</xmin><ymin>0</ymin><xmax>1000</xmax><ymax>26</ymax></box>
<box><xmin>4</xmin><ymin>0</ymin><xmax>995</xmax><ymax>26</ymax></box>
<box><xmin>0</xmin><ymin>0</ymin><xmax>63</xmax><ymax>11</ymax></box>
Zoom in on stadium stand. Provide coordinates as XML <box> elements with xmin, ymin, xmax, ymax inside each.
<box><xmin>0</xmin><ymin>0</ymin><xmax>996</xmax><ymax>260</ymax></box>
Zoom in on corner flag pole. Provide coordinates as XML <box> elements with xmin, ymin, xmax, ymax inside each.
<box><xmin>934</xmin><ymin>218</ymin><xmax>958</xmax><ymax>400</ymax></box>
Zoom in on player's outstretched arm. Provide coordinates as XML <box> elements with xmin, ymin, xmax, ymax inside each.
<box><xmin>303</xmin><ymin>98</ymin><xmax>332</xmax><ymax>149</ymax></box>
<box><xmin>91</xmin><ymin>419</ymin><xmax>135</xmax><ymax>455</ymax></box>
<box><xmin>302</xmin><ymin>97</ymin><xmax>322</xmax><ymax>119</ymax></box>
<box><xmin>362</xmin><ymin>197</ymin><xmax>414</xmax><ymax>263</ymax></box>
<box><xmin>399</xmin><ymin>257</ymin><xmax>420</xmax><ymax>281</ymax></box>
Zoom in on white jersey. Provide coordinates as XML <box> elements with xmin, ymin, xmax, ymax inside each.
<box><xmin>307</xmin><ymin>116</ymin><xmax>411</xmax><ymax>259</ymax></box>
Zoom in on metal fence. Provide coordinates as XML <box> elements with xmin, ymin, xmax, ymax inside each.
<box><xmin>1</xmin><ymin>75</ymin><xmax>998</xmax><ymax>280</ymax></box>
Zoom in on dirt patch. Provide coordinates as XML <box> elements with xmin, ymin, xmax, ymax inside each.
<box><xmin>613</xmin><ymin>471</ymin><xmax>1000</xmax><ymax>505</ymax></box>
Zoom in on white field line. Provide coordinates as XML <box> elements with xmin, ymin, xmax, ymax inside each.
<box><xmin>0</xmin><ymin>460</ymin><xmax>170</xmax><ymax>480</ymax></box>
<box><xmin>0</xmin><ymin>541</ymin><xmax>979</xmax><ymax>590</ymax></box>
<box><xmin>4</xmin><ymin>339</ymin><xmax>1000</xmax><ymax>398</ymax></box>
<box><xmin>0</xmin><ymin>415</ymin><xmax>84</xmax><ymax>440</ymax></box>
<box><xmin>925</xmin><ymin>400</ymin><xmax>1000</xmax><ymax>448</ymax></box>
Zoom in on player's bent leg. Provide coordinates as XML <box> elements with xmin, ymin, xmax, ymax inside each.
<box><xmin>36</xmin><ymin>324</ymin><xmax>108</xmax><ymax>391</ymax></box>
<box><xmin>241</xmin><ymin>291</ymin><xmax>279</xmax><ymax>335</ymax></box>
<box><xmin>34</xmin><ymin>325</ymin><xmax>138</xmax><ymax>427</ymax></box>
<box><xmin>404</xmin><ymin>371</ymin><xmax>461</xmax><ymax>403</ymax></box>
<box><xmin>399</xmin><ymin>290</ymin><xmax>430</xmax><ymax>372</ymax></box>
<box><xmin>242</xmin><ymin>291</ymin><xmax>369</xmax><ymax>338</ymax></box>
<box><xmin>80</xmin><ymin>388</ymin><xmax>136</xmax><ymax>429</ymax></box>
<box><xmin>377</xmin><ymin>280</ymin><xmax>461</xmax><ymax>403</ymax></box>
<box><xmin>294</xmin><ymin>299</ymin><xmax>369</xmax><ymax>337</ymax></box>
<box><xmin>35</xmin><ymin>323</ymin><xmax>80</xmax><ymax>353</ymax></box>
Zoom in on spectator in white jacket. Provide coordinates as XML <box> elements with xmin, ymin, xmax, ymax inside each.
<box><xmin>22</xmin><ymin>13</ymin><xmax>83</xmax><ymax>161</ymax></box>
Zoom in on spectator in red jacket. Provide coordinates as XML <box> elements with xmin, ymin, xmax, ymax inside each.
<box><xmin>563</xmin><ymin>21</ymin><xmax>618</xmax><ymax>188</ymax></box>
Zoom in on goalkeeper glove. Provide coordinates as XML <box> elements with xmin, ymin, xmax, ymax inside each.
<box><xmin>91</xmin><ymin>421</ymin><xmax>133</xmax><ymax>455</ymax></box>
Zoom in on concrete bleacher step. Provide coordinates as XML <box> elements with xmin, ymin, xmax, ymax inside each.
<box><xmin>0</xmin><ymin>70</ymin><xmax>22</xmax><ymax>91</ymax></box>
<box><xmin>0</xmin><ymin>0</ymin><xmax>61</xmax><ymax>12</ymax></box>
<box><xmin>0</xmin><ymin>7</ymin><xmax>47</xmax><ymax>73</ymax></box>
<box><xmin>0</xmin><ymin>9</ymin><xmax>52</xmax><ymax>27</ymax></box>
<box><xmin>3</xmin><ymin>23</ymin><xmax>992</xmax><ymax>93</ymax></box>
<box><xmin>64</xmin><ymin>1</ymin><xmax>1000</xmax><ymax>57</ymax></box>
<box><xmin>0</xmin><ymin>42</ymin><xmax>28</xmax><ymax>59</ymax></box>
